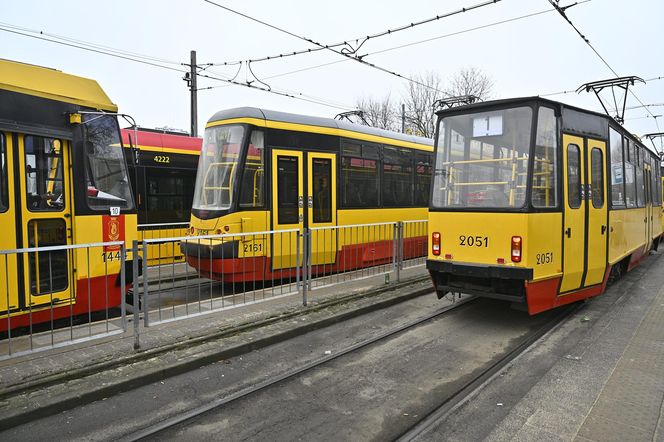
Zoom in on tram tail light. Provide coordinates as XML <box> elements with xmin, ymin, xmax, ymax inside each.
<box><xmin>511</xmin><ymin>236</ymin><xmax>522</xmax><ymax>263</ymax></box>
<box><xmin>432</xmin><ymin>232</ymin><xmax>441</xmax><ymax>256</ymax></box>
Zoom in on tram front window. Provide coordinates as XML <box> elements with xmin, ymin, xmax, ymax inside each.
<box><xmin>192</xmin><ymin>125</ymin><xmax>246</xmax><ymax>217</ymax></box>
<box><xmin>432</xmin><ymin>106</ymin><xmax>533</xmax><ymax>209</ymax></box>
<box><xmin>84</xmin><ymin>114</ymin><xmax>134</xmax><ymax>210</ymax></box>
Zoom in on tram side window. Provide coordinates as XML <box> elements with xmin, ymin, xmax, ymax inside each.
<box><xmin>652</xmin><ymin>157</ymin><xmax>661</xmax><ymax>205</ymax></box>
<box><xmin>414</xmin><ymin>153</ymin><xmax>432</xmax><ymax>207</ymax></box>
<box><xmin>624</xmin><ymin>140</ymin><xmax>637</xmax><ymax>208</ymax></box>
<box><xmin>567</xmin><ymin>144</ymin><xmax>581</xmax><ymax>209</ymax></box>
<box><xmin>591</xmin><ymin>148</ymin><xmax>604</xmax><ymax>208</ymax></box>
<box><xmin>532</xmin><ymin>107</ymin><xmax>558</xmax><ymax>208</ymax></box>
<box><xmin>383</xmin><ymin>146</ymin><xmax>413</xmax><ymax>207</ymax></box>
<box><xmin>609</xmin><ymin>128</ymin><xmax>625</xmax><ymax>207</ymax></box>
<box><xmin>24</xmin><ymin>136</ymin><xmax>65</xmax><ymax>212</ymax></box>
<box><xmin>145</xmin><ymin>168</ymin><xmax>195</xmax><ymax>223</ymax></box>
<box><xmin>635</xmin><ymin>144</ymin><xmax>645</xmax><ymax>207</ymax></box>
<box><xmin>0</xmin><ymin>133</ymin><xmax>6</xmax><ymax>211</ymax></box>
<box><xmin>341</xmin><ymin>142</ymin><xmax>380</xmax><ymax>208</ymax></box>
<box><xmin>239</xmin><ymin>130</ymin><xmax>265</xmax><ymax>209</ymax></box>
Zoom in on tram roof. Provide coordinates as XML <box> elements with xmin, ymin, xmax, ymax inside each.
<box><xmin>206</xmin><ymin>107</ymin><xmax>433</xmax><ymax>149</ymax></box>
<box><xmin>0</xmin><ymin>59</ymin><xmax>117</xmax><ymax>112</ymax></box>
<box><xmin>434</xmin><ymin>96</ymin><xmax>658</xmax><ymax>156</ymax></box>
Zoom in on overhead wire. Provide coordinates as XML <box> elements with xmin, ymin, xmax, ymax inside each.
<box><xmin>546</xmin><ymin>0</ymin><xmax>662</xmax><ymax>134</ymax></box>
<box><xmin>203</xmin><ymin>0</ymin><xmax>504</xmax><ymax>93</ymax></box>
<box><xmin>0</xmin><ymin>22</ymin><xmax>354</xmax><ymax>112</ymax></box>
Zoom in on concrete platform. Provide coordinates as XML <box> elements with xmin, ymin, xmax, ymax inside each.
<box><xmin>421</xmin><ymin>249</ymin><xmax>664</xmax><ymax>442</ymax></box>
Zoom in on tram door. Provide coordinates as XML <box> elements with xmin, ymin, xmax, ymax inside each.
<box><xmin>307</xmin><ymin>153</ymin><xmax>337</xmax><ymax>265</ymax></box>
<box><xmin>644</xmin><ymin>163</ymin><xmax>653</xmax><ymax>251</ymax></box>
<box><xmin>0</xmin><ymin>133</ymin><xmax>19</xmax><ymax>314</ymax></box>
<box><xmin>561</xmin><ymin>135</ymin><xmax>608</xmax><ymax>293</ymax></box>
<box><xmin>17</xmin><ymin>135</ymin><xmax>74</xmax><ymax>307</ymax></box>
<box><xmin>271</xmin><ymin>149</ymin><xmax>303</xmax><ymax>270</ymax></box>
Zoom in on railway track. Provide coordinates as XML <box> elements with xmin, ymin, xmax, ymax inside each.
<box><xmin>119</xmin><ymin>296</ymin><xmax>578</xmax><ymax>441</ymax></box>
<box><xmin>120</xmin><ymin>295</ymin><xmax>477</xmax><ymax>441</ymax></box>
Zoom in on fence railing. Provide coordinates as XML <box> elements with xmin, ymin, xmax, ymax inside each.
<box><xmin>0</xmin><ymin>241</ymin><xmax>126</xmax><ymax>360</ymax></box>
<box><xmin>0</xmin><ymin>220</ymin><xmax>428</xmax><ymax>357</ymax></box>
<box><xmin>138</xmin><ymin>222</ymin><xmax>190</xmax><ymax>266</ymax></box>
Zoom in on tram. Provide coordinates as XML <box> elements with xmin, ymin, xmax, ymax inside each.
<box><xmin>183</xmin><ymin>107</ymin><xmax>433</xmax><ymax>281</ymax></box>
<box><xmin>427</xmin><ymin>97</ymin><xmax>663</xmax><ymax>315</ymax></box>
<box><xmin>122</xmin><ymin>127</ymin><xmax>201</xmax><ymax>265</ymax></box>
<box><xmin>0</xmin><ymin>59</ymin><xmax>137</xmax><ymax>331</ymax></box>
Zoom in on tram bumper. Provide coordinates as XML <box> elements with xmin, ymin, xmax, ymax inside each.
<box><xmin>180</xmin><ymin>239</ymin><xmax>239</xmax><ymax>259</ymax></box>
<box><xmin>426</xmin><ymin>260</ymin><xmax>533</xmax><ymax>303</ymax></box>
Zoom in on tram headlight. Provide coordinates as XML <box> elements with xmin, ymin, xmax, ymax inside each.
<box><xmin>511</xmin><ymin>236</ymin><xmax>522</xmax><ymax>263</ymax></box>
<box><xmin>432</xmin><ymin>232</ymin><xmax>441</xmax><ymax>256</ymax></box>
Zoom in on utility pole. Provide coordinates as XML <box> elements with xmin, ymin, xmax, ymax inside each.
<box><xmin>183</xmin><ymin>50</ymin><xmax>198</xmax><ymax>137</ymax></box>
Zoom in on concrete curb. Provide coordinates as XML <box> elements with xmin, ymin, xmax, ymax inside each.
<box><xmin>0</xmin><ymin>276</ymin><xmax>432</xmax><ymax>430</ymax></box>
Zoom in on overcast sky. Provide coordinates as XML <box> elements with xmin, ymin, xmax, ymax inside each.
<box><xmin>2</xmin><ymin>0</ymin><xmax>662</xmax><ymax>145</ymax></box>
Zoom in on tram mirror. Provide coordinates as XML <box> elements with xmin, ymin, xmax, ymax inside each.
<box><xmin>473</xmin><ymin>114</ymin><xmax>503</xmax><ymax>137</ymax></box>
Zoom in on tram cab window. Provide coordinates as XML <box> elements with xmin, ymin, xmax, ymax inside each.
<box><xmin>0</xmin><ymin>133</ymin><xmax>6</xmax><ymax>211</ymax></box>
<box><xmin>532</xmin><ymin>107</ymin><xmax>558</xmax><ymax>208</ymax></box>
<box><xmin>24</xmin><ymin>136</ymin><xmax>65</xmax><ymax>212</ymax></box>
<box><xmin>239</xmin><ymin>130</ymin><xmax>265</xmax><ymax>209</ymax></box>
<box><xmin>609</xmin><ymin>128</ymin><xmax>625</xmax><ymax>207</ymax></box>
<box><xmin>432</xmin><ymin>106</ymin><xmax>532</xmax><ymax>209</ymax></box>
<box><xmin>414</xmin><ymin>153</ymin><xmax>432</xmax><ymax>207</ymax></box>
<box><xmin>341</xmin><ymin>141</ymin><xmax>380</xmax><ymax>208</ymax></box>
<box><xmin>382</xmin><ymin>146</ymin><xmax>413</xmax><ymax>207</ymax></box>
<box><xmin>624</xmin><ymin>140</ymin><xmax>637</xmax><ymax>208</ymax></box>
<box><xmin>83</xmin><ymin>114</ymin><xmax>134</xmax><ymax>210</ymax></box>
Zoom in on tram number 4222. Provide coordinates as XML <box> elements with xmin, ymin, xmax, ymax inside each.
<box><xmin>459</xmin><ymin>235</ymin><xmax>488</xmax><ymax>247</ymax></box>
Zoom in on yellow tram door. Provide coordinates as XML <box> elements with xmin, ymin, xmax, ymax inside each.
<box><xmin>0</xmin><ymin>133</ymin><xmax>19</xmax><ymax>314</ymax></box>
<box><xmin>584</xmin><ymin>139</ymin><xmax>608</xmax><ymax>286</ymax></box>
<box><xmin>271</xmin><ymin>149</ymin><xmax>303</xmax><ymax>270</ymax></box>
<box><xmin>560</xmin><ymin>135</ymin><xmax>586</xmax><ymax>292</ymax></box>
<box><xmin>17</xmin><ymin>135</ymin><xmax>74</xmax><ymax>308</ymax></box>
<box><xmin>644</xmin><ymin>163</ymin><xmax>653</xmax><ymax>251</ymax></box>
<box><xmin>307</xmin><ymin>153</ymin><xmax>337</xmax><ymax>265</ymax></box>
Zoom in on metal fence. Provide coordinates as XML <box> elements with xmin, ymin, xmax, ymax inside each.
<box><xmin>138</xmin><ymin>222</ymin><xmax>189</xmax><ymax>266</ymax></box>
<box><xmin>0</xmin><ymin>241</ymin><xmax>127</xmax><ymax>360</ymax></box>
<box><xmin>136</xmin><ymin>229</ymin><xmax>302</xmax><ymax>326</ymax></box>
<box><xmin>136</xmin><ymin>220</ymin><xmax>428</xmax><ymax>328</ymax></box>
<box><xmin>0</xmin><ymin>220</ymin><xmax>428</xmax><ymax>357</ymax></box>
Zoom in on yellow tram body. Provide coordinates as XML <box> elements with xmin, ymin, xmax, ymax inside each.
<box><xmin>0</xmin><ymin>60</ymin><xmax>137</xmax><ymax>330</ymax></box>
<box><xmin>427</xmin><ymin>98</ymin><xmax>662</xmax><ymax>314</ymax></box>
<box><xmin>184</xmin><ymin>108</ymin><xmax>433</xmax><ymax>281</ymax></box>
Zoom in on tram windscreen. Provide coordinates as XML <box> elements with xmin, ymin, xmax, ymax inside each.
<box><xmin>84</xmin><ymin>114</ymin><xmax>134</xmax><ymax>210</ymax></box>
<box><xmin>432</xmin><ymin>107</ymin><xmax>533</xmax><ymax>209</ymax></box>
<box><xmin>192</xmin><ymin>124</ymin><xmax>245</xmax><ymax>214</ymax></box>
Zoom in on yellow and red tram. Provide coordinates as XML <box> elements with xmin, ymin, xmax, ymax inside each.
<box><xmin>183</xmin><ymin>107</ymin><xmax>433</xmax><ymax>281</ymax></box>
<box><xmin>427</xmin><ymin>97</ymin><xmax>663</xmax><ymax>314</ymax></box>
<box><xmin>121</xmin><ymin>127</ymin><xmax>201</xmax><ymax>265</ymax></box>
<box><xmin>0</xmin><ymin>59</ymin><xmax>137</xmax><ymax>331</ymax></box>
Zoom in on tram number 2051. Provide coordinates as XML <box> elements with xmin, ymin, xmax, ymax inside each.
<box><xmin>536</xmin><ymin>252</ymin><xmax>553</xmax><ymax>265</ymax></box>
<box><xmin>459</xmin><ymin>235</ymin><xmax>488</xmax><ymax>247</ymax></box>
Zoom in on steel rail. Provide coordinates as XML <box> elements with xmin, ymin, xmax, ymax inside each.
<box><xmin>120</xmin><ymin>295</ymin><xmax>477</xmax><ymax>441</ymax></box>
<box><xmin>395</xmin><ymin>302</ymin><xmax>581</xmax><ymax>442</ymax></box>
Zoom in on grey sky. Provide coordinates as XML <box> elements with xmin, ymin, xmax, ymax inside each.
<box><xmin>1</xmin><ymin>0</ymin><xmax>662</xmax><ymax>143</ymax></box>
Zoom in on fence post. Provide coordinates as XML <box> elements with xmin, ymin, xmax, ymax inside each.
<box><xmin>392</xmin><ymin>223</ymin><xmax>400</xmax><ymax>283</ymax></box>
<box><xmin>131</xmin><ymin>240</ymin><xmax>140</xmax><ymax>350</ymax></box>
<box><xmin>398</xmin><ymin>221</ymin><xmax>405</xmax><ymax>274</ymax></box>
<box><xmin>142</xmin><ymin>239</ymin><xmax>149</xmax><ymax>327</ymax></box>
<box><xmin>120</xmin><ymin>244</ymin><xmax>127</xmax><ymax>332</ymax></box>
<box><xmin>302</xmin><ymin>229</ymin><xmax>309</xmax><ymax>306</ymax></box>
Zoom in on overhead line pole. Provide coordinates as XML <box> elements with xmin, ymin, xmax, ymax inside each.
<box><xmin>189</xmin><ymin>50</ymin><xmax>198</xmax><ymax>137</ymax></box>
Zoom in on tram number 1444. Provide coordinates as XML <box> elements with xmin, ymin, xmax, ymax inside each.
<box><xmin>101</xmin><ymin>250</ymin><xmax>122</xmax><ymax>262</ymax></box>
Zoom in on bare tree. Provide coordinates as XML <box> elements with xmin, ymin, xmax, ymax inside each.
<box><xmin>403</xmin><ymin>72</ymin><xmax>442</xmax><ymax>138</ymax></box>
<box><xmin>444</xmin><ymin>67</ymin><xmax>493</xmax><ymax>101</ymax></box>
<box><xmin>354</xmin><ymin>94</ymin><xmax>399</xmax><ymax>131</ymax></box>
